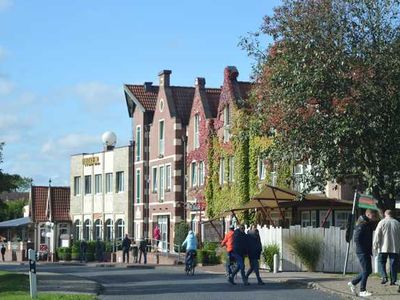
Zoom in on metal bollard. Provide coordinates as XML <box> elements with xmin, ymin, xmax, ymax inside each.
<box><xmin>273</xmin><ymin>253</ymin><xmax>279</xmax><ymax>273</ymax></box>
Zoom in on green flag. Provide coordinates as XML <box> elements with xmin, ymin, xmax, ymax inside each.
<box><xmin>357</xmin><ymin>194</ymin><xmax>379</xmax><ymax>211</ymax></box>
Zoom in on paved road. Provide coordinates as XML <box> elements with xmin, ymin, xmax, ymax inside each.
<box><xmin>0</xmin><ymin>264</ymin><xmax>342</xmax><ymax>300</ymax></box>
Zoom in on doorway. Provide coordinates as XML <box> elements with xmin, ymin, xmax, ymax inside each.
<box><xmin>157</xmin><ymin>216</ymin><xmax>169</xmax><ymax>252</ymax></box>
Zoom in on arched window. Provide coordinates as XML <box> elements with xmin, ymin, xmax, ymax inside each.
<box><xmin>94</xmin><ymin>219</ymin><xmax>102</xmax><ymax>240</ymax></box>
<box><xmin>105</xmin><ymin>219</ymin><xmax>113</xmax><ymax>241</ymax></box>
<box><xmin>115</xmin><ymin>219</ymin><xmax>125</xmax><ymax>241</ymax></box>
<box><xmin>74</xmin><ymin>220</ymin><xmax>81</xmax><ymax>241</ymax></box>
<box><xmin>83</xmin><ymin>219</ymin><xmax>91</xmax><ymax>241</ymax></box>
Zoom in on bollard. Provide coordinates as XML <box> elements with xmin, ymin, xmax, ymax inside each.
<box><xmin>28</xmin><ymin>249</ymin><xmax>37</xmax><ymax>299</ymax></box>
<box><xmin>374</xmin><ymin>255</ymin><xmax>379</xmax><ymax>274</ymax></box>
<box><xmin>273</xmin><ymin>253</ymin><xmax>279</xmax><ymax>273</ymax></box>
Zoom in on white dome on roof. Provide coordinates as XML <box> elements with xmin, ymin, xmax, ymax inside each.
<box><xmin>102</xmin><ymin>131</ymin><xmax>117</xmax><ymax>147</ymax></box>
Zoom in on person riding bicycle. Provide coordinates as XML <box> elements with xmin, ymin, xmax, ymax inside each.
<box><xmin>182</xmin><ymin>230</ymin><xmax>198</xmax><ymax>271</ymax></box>
<box><xmin>221</xmin><ymin>225</ymin><xmax>235</xmax><ymax>276</ymax></box>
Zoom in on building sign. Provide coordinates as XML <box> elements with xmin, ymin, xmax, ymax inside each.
<box><xmin>82</xmin><ymin>157</ymin><xmax>100</xmax><ymax>166</ymax></box>
<box><xmin>357</xmin><ymin>194</ymin><xmax>378</xmax><ymax>210</ymax></box>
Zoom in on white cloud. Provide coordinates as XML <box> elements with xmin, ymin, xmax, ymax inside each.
<box><xmin>41</xmin><ymin>133</ymin><xmax>100</xmax><ymax>158</ymax></box>
<box><xmin>0</xmin><ymin>0</ymin><xmax>12</xmax><ymax>12</ymax></box>
<box><xmin>0</xmin><ymin>78</ymin><xmax>14</xmax><ymax>95</ymax></box>
<box><xmin>74</xmin><ymin>82</ymin><xmax>121</xmax><ymax>109</ymax></box>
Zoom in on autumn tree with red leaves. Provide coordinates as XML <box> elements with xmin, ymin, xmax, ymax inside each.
<box><xmin>241</xmin><ymin>0</ymin><xmax>400</xmax><ymax>209</ymax></box>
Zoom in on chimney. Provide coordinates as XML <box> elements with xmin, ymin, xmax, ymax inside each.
<box><xmin>144</xmin><ymin>82</ymin><xmax>153</xmax><ymax>92</ymax></box>
<box><xmin>195</xmin><ymin>77</ymin><xmax>206</xmax><ymax>89</ymax></box>
<box><xmin>158</xmin><ymin>70</ymin><xmax>172</xmax><ymax>87</ymax></box>
<box><xmin>224</xmin><ymin>66</ymin><xmax>239</xmax><ymax>81</ymax></box>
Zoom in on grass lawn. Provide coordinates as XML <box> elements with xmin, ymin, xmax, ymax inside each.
<box><xmin>0</xmin><ymin>271</ymin><xmax>96</xmax><ymax>300</ymax></box>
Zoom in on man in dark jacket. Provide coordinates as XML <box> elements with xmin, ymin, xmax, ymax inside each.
<box><xmin>80</xmin><ymin>240</ymin><xmax>87</xmax><ymax>263</ymax></box>
<box><xmin>246</xmin><ymin>228</ymin><xmax>264</xmax><ymax>285</ymax></box>
<box><xmin>138</xmin><ymin>239</ymin><xmax>147</xmax><ymax>264</ymax></box>
<box><xmin>348</xmin><ymin>209</ymin><xmax>377</xmax><ymax>297</ymax></box>
<box><xmin>229</xmin><ymin>224</ymin><xmax>249</xmax><ymax>285</ymax></box>
<box><xmin>122</xmin><ymin>234</ymin><xmax>131</xmax><ymax>263</ymax></box>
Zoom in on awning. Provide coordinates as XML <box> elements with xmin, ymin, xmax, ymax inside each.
<box><xmin>0</xmin><ymin>217</ymin><xmax>32</xmax><ymax>228</ymax></box>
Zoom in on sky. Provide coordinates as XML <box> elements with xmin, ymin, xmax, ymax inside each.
<box><xmin>0</xmin><ymin>0</ymin><xmax>280</xmax><ymax>186</ymax></box>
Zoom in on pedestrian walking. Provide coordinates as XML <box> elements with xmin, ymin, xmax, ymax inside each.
<box><xmin>221</xmin><ymin>225</ymin><xmax>235</xmax><ymax>277</ymax></box>
<box><xmin>80</xmin><ymin>240</ymin><xmax>87</xmax><ymax>263</ymax></box>
<box><xmin>373</xmin><ymin>210</ymin><xmax>400</xmax><ymax>286</ymax></box>
<box><xmin>122</xmin><ymin>234</ymin><xmax>131</xmax><ymax>263</ymax></box>
<box><xmin>153</xmin><ymin>225</ymin><xmax>161</xmax><ymax>250</ymax></box>
<box><xmin>348</xmin><ymin>209</ymin><xmax>377</xmax><ymax>297</ymax></box>
<box><xmin>246</xmin><ymin>228</ymin><xmax>265</xmax><ymax>285</ymax></box>
<box><xmin>95</xmin><ymin>239</ymin><xmax>104</xmax><ymax>262</ymax></box>
<box><xmin>1</xmin><ymin>243</ymin><xmax>6</xmax><ymax>262</ymax></box>
<box><xmin>138</xmin><ymin>239</ymin><xmax>148</xmax><ymax>264</ymax></box>
<box><xmin>229</xmin><ymin>224</ymin><xmax>249</xmax><ymax>286</ymax></box>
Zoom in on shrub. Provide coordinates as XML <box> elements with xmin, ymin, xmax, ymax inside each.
<box><xmin>202</xmin><ymin>241</ymin><xmax>219</xmax><ymax>251</ymax></box>
<box><xmin>262</xmin><ymin>244</ymin><xmax>280</xmax><ymax>272</ymax></box>
<box><xmin>287</xmin><ymin>234</ymin><xmax>322</xmax><ymax>272</ymax></box>
<box><xmin>174</xmin><ymin>222</ymin><xmax>189</xmax><ymax>252</ymax></box>
<box><xmin>56</xmin><ymin>247</ymin><xmax>71</xmax><ymax>261</ymax></box>
<box><xmin>197</xmin><ymin>249</ymin><xmax>221</xmax><ymax>265</ymax></box>
<box><xmin>104</xmin><ymin>241</ymin><xmax>113</xmax><ymax>252</ymax></box>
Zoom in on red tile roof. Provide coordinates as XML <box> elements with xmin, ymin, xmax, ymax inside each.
<box><xmin>171</xmin><ymin>86</ymin><xmax>195</xmax><ymax>125</ymax></box>
<box><xmin>125</xmin><ymin>84</ymin><xmax>159</xmax><ymax>111</ymax></box>
<box><xmin>32</xmin><ymin>186</ymin><xmax>70</xmax><ymax>222</ymax></box>
<box><xmin>205</xmin><ymin>88</ymin><xmax>221</xmax><ymax>118</ymax></box>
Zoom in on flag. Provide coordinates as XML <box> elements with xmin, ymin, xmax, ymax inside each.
<box><xmin>357</xmin><ymin>193</ymin><xmax>379</xmax><ymax>211</ymax></box>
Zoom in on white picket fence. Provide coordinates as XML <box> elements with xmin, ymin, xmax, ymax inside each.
<box><xmin>257</xmin><ymin>225</ymin><xmax>377</xmax><ymax>273</ymax></box>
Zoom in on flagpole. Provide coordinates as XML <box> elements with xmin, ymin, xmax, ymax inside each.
<box><xmin>343</xmin><ymin>189</ymin><xmax>358</xmax><ymax>275</ymax></box>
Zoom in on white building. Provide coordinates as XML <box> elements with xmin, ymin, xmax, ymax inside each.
<box><xmin>70</xmin><ymin>132</ymin><xmax>134</xmax><ymax>242</ymax></box>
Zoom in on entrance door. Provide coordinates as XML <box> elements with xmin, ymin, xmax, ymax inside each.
<box><xmin>157</xmin><ymin>216</ymin><xmax>169</xmax><ymax>252</ymax></box>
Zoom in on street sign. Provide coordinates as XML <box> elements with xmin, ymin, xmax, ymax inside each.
<box><xmin>357</xmin><ymin>194</ymin><xmax>378</xmax><ymax>210</ymax></box>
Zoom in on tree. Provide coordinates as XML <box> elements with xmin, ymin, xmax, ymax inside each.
<box><xmin>242</xmin><ymin>0</ymin><xmax>400</xmax><ymax>209</ymax></box>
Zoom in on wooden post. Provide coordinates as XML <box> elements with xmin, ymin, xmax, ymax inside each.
<box><xmin>272</xmin><ymin>188</ymin><xmax>286</xmax><ymax>222</ymax></box>
<box><xmin>257</xmin><ymin>199</ymin><xmax>275</xmax><ymax>227</ymax></box>
<box><xmin>320</xmin><ymin>207</ymin><xmax>333</xmax><ymax>227</ymax></box>
<box><xmin>209</xmin><ymin>220</ymin><xmax>223</xmax><ymax>240</ymax></box>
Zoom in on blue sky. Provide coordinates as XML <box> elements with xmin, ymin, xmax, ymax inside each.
<box><xmin>0</xmin><ymin>0</ymin><xmax>280</xmax><ymax>186</ymax></box>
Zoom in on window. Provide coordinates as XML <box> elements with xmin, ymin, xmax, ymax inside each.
<box><xmin>194</xmin><ymin>114</ymin><xmax>200</xmax><ymax>149</ymax></box>
<box><xmin>219</xmin><ymin>159</ymin><xmax>225</xmax><ymax>185</ymax></box>
<box><xmin>136</xmin><ymin>169</ymin><xmax>141</xmax><ymax>203</ymax></box>
<box><xmin>74</xmin><ymin>220</ymin><xmax>81</xmax><ymax>241</ymax></box>
<box><xmin>223</xmin><ymin>105</ymin><xmax>231</xmax><ymax>142</ymax></box>
<box><xmin>228</xmin><ymin>157</ymin><xmax>234</xmax><ymax>182</ymax></box>
<box><xmin>40</xmin><ymin>224</ymin><xmax>46</xmax><ymax>244</ymax></box>
<box><xmin>105</xmin><ymin>219</ymin><xmax>113</xmax><ymax>241</ymax></box>
<box><xmin>199</xmin><ymin>161</ymin><xmax>205</xmax><ymax>186</ymax></box>
<box><xmin>300</xmin><ymin>211</ymin><xmax>317</xmax><ymax>227</ymax></box>
<box><xmin>83</xmin><ymin>219</ymin><xmax>91</xmax><ymax>241</ymax></box>
<box><xmin>116</xmin><ymin>171</ymin><xmax>124</xmax><ymax>192</ymax></box>
<box><xmin>84</xmin><ymin>175</ymin><xmax>91</xmax><ymax>195</ymax></box>
<box><xmin>74</xmin><ymin>176</ymin><xmax>81</xmax><ymax>196</ymax></box>
<box><xmin>159</xmin><ymin>166</ymin><xmax>165</xmax><ymax>202</ymax></box>
<box><xmin>152</xmin><ymin>167</ymin><xmax>158</xmax><ymax>192</ymax></box>
<box><xmin>95</xmin><ymin>174</ymin><xmax>102</xmax><ymax>194</ymax></box>
<box><xmin>115</xmin><ymin>219</ymin><xmax>124</xmax><ymax>241</ymax></box>
<box><xmin>136</xmin><ymin>126</ymin><xmax>141</xmax><ymax>161</ymax></box>
<box><xmin>271</xmin><ymin>162</ymin><xmax>277</xmax><ymax>186</ymax></box>
<box><xmin>320</xmin><ymin>210</ymin><xmax>333</xmax><ymax>228</ymax></box>
<box><xmin>94</xmin><ymin>219</ymin><xmax>102</xmax><ymax>240</ymax></box>
<box><xmin>294</xmin><ymin>164</ymin><xmax>304</xmax><ymax>192</ymax></box>
<box><xmin>191</xmin><ymin>162</ymin><xmax>198</xmax><ymax>187</ymax></box>
<box><xmin>166</xmin><ymin>165</ymin><xmax>171</xmax><ymax>191</ymax></box>
<box><xmin>335</xmin><ymin>211</ymin><xmax>351</xmax><ymax>229</ymax></box>
<box><xmin>159</xmin><ymin>120</ymin><xmax>165</xmax><ymax>156</ymax></box>
<box><xmin>105</xmin><ymin>173</ymin><xmax>113</xmax><ymax>193</ymax></box>
<box><xmin>258</xmin><ymin>158</ymin><xmax>266</xmax><ymax>180</ymax></box>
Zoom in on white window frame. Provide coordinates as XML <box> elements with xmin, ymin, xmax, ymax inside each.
<box><xmin>95</xmin><ymin>174</ymin><xmax>102</xmax><ymax>194</ymax></box>
<box><xmin>136</xmin><ymin>125</ymin><xmax>142</xmax><ymax>161</ymax></box>
<box><xmin>194</xmin><ymin>113</ymin><xmax>200</xmax><ymax>149</ymax></box>
<box><xmin>84</xmin><ymin>175</ymin><xmax>91</xmax><ymax>195</ymax></box>
<box><xmin>199</xmin><ymin>161</ymin><xmax>205</xmax><ymax>186</ymax></box>
<box><xmin>136</xmin><ymin>169</ymin><xmax>141</xmax><ymax>203</ymax></box>
<box><xmin>116</xmin><ymin>171</ymin><xmax>124</xmax><ymax>193</ymax></box>
<box><xmin>74</xmin><ymin>176</ymin><xmax>81</xmax><ymax>196</ymax></box>
<box><xmin>105</xmin><ymin>173</ymin><xmax>113</xmax><ymax>193</ymax></box>
<box><xmin>152</xmin><ymin>167</ymin><xmax>158</xmax><ymax>193</ymax></box>
<box><xmin>191</xmin><ymin>162</ymin><xmax>198</xmax><ymax>187</ymax></box>
<box><xmin>165</xmin><ymin>164</ymin><xmax>171</xmax><ymax>191</ymax></box>
<box><xmin>159</xmin><ymin>165</ymin><xmax>165</xmax><ymax>202</ymax></box>
<box><xmin>159</xmin><ymin>120</ymin><xmax>165</xmax><ymax>156</ymax></box>
<box><xmin>258</xmin><ymin>158</ymin><xmax>266</xmax><ymax>180</ymax></box>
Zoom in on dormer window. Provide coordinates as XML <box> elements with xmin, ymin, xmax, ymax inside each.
<box><xmin>223</xmin><ymin>105</ymin><xmax>231</xmax><ymax>142</ymax></box>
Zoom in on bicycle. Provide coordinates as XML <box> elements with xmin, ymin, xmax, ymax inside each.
<box><xmin>185</xmin><ymin>251</ymin><xmax>196</xmax><ymax>276</ymax></box>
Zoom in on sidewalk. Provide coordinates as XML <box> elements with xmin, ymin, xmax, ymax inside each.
<box><xmin>199</xmin><ymin>264</ymin><xmax>400</xmax><ymax>300</ymax></box>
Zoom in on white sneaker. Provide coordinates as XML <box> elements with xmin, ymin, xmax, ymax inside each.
<box><xmin>348</xmin><ymin>282</ymin><xmax>357</xmax><ymax>295</ymax></box>
<box><xmin>359</xmin><ymin>291</ymin><xmax>372</xmax><ymax>297</ymax></box>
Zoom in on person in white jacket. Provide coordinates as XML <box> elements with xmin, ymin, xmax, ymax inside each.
<box><xmin>373</xmin><ymin>210</ymin><xmax>400</xmax><ymax>286</ymax></box>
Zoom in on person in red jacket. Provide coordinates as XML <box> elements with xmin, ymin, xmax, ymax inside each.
<box><xmin>221</xmin><ymin>225</ymin><xmax>235</xmax><ymax>277</ymax></box>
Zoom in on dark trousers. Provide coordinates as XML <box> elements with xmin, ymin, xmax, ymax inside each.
<box><xmin>225</xmin><ymin>252</ymin><xmax>233</xmax><ymax>275</ymax></box>
<box><xmin>352</xmin><ymin>254</ymin><xmax>372</xmax><ymax>292</ymax></box>
<box><xmin>139</xmin><ymin>250</ymin><xmax>147</xmax><ymax>264</ymax></box>
<box><xmin>379</xmin><ymin>253</ymin><xmax>399</xmax><ymax>284</ymax></box>
<box><xmin>185</xmin><ymin>250</ymin><xmax>196</xmax><ymax>269</ymax></box>
<box><xmin>1</xmin><ymin>253</ymin><xmax>4</xmax><ymax>261</ymax></box>
<box><xmin>80</xmin><ymin>251</ymin><xmax>87</xmax><ymax>263</ymax></box>
<box><xmin>246</xmin><ymin>258</ymin><xmax>263</xmax><ymax>283</ymax></box>
<box><xmin>230</xmin><ymin>253</ymin><xmax>247</xmax><ymax>283</ymax></box>
<box><xmin>123</xmin><ymin>249</ymin><xmax>129</xmax><ymax>263</ymax></box>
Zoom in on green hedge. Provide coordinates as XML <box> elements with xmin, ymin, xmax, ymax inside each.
<box><xmin>56</xmin><ymin>247</ymin><xmax>71</xmax><ymax>261</ymax></box>
<box><xmin>197</xmin><ymin>250</ymin><xmax>220</xmax><ymax>265</ymax></box>
<box><xmin>287</xmin><ymin>234</ymin><xmax>322</xmax><ymax>272</ymax></box>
